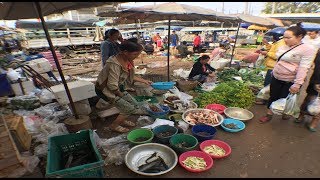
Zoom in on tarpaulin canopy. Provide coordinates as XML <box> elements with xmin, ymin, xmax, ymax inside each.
<box><xmin>0</xmin><ymin>2</ymin><xmax>125</xmax><ymax>119</ymax></box>
<box><xmin>15</xmin><ymin>19</ymin><xmax>99</xmax><ymax>29</ymax></box>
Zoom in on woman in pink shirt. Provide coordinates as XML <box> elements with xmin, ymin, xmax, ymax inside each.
<box><xmin>260</xmin><ymin>23</ymin><xmax>317</xmax><ymax>123</ymax></box>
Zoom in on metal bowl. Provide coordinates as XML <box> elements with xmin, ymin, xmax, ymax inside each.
<box><xmin>125</xmin><ymin>143</ymin><xmax>178</xmax><ymax>176</ymax></box>
<box><xmin>182</xmin><ymin>108</ymin><xmax>224</xmax><ymax>127</ymax></box>
<box><xmin>224</xmin><ymin>107</ymin><xmax>254</xmax><ymax>121</ymax></box>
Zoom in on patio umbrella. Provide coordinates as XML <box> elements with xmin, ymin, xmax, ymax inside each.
<box><xmin>0</xmin><ymin>2</ymin><xmax>124</xmax><ymax>119</ymax></box>
<box><xmin>300</xmin><ymin>22</ymin><xmax>320</xmax><ymax>31</ymax></box>
<box><xmin>98</xmin><ymin>2</ymin><xmax>238</xmax><ymax>81</ymax></box>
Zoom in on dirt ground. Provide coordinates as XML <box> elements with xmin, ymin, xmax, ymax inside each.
<box><xmin>23</xmin><ymin>51</ymin><xmax>320</xmax><ymax>178</ymax></box>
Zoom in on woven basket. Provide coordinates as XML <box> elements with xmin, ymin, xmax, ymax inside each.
<box><xmin>176</xmin><ymin>80</ymin><xmax>199</xmax><ymax>92</ymax></box>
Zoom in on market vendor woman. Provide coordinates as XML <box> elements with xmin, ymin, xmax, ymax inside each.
<box><xmin>188</xmin><ymin>55</ymin><xmax>216</xmax><ymax>83</ymax></box>
<box><xmin>95</xmin><ymin>39</ymin><xmax>153</xmax><ymax>133</ymax></box>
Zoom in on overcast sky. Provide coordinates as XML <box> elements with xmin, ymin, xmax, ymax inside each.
<box><xmin>121</xmin><ymin>2</ymin><xmax>266</xmax><ymax>15</ymax></box>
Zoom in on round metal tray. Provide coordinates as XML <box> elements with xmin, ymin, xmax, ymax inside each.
<box><xmin>182</xmin><ymin>108</ymin><xmax>224</xmax><ymax>127</ymax></box>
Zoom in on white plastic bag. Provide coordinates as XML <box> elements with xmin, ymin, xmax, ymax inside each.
<box><xmin>283</xmin><ymin>93</ymin><xmax>300</xmax><ymax>118</ymax></box>
<box><xmin>169</xmin><ymin>86</ymin><xmax>193</xmax><ymax>103</ymax></box>
<box><xmin>270</xmin><ymin>98</ymin><xmax>286</xmax><ymax>115</ymax></box>
<box><xmin>256</xmin><ymin>84</ymin><xmax>270</xmax><ymax>100</ymax></box>
<box><xmin>307</xmin><ymin>96</ymin><xmax>320</xmax><ymax>116</ymax></box>
<box><xmin>255</xmin><ymin>54</ymin><xmax>265</xmax><ymax>67</ymax></box>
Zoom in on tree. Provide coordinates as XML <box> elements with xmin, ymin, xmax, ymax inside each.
<box><xmin>262</xmin><ymin>2</ymin><xmax>320</xmax><ymax>13</ymax></box>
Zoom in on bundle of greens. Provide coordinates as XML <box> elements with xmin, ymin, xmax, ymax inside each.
<box><xmin>195</xmin><ymin>81</ymin><xmax>255</xmax><ymax>109</ymax></box>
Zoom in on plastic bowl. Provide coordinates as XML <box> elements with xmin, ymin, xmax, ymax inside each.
<box><xmin>169</xmin><ymin>133</ymin><xmax>198</xmax><ymax>154</ymax></box>
<box><xmin>179</xmin><ymin>150</ymin><xmax>213</xmax><ymax>173</ymax></box>
<box><xmin>146</xmin><ymin>105</ymin><xmax>170</xmax><ymax>119</ymax></box>
<box><xmin>191</xmin><ymin>124</ymin><xmax>217</xmax><ymax>142</ymax></box>
<box><xmin>151</xmin><ymin>82</ymin><xmax>176</xmax><ymax>90</ymax></box>
<box><xmin>220</xmin><ymin>118</ymin><xmax>246</xmax><ymax>133</ymax></box>
<box><xmin>127</xmin><ymin>128</ymin><xmax>154</xmax><ymax>145</ymax></box>
<box><xmin>168</xmin><ymin>114</ymin><xmax>183</xmax><ymax>122</ymax></box>
<box><xmin>200</xmin><ymin>140</ymin><xmax>232</xmax><ymax>159</ymax></box>
<box><xmin>205</xmin><ymin>104</ymin><xmax>227</xmax><ymax>115</ymax></box>
<box><xmin>152</xmin><ymin>125</ymin><xmax>178</xmax><ymax>144</ymax></box>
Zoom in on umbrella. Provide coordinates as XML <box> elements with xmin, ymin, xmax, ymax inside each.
<box><xmin>247</xmin><ymin>25</ymin><xmax>269</xmax><ymax>31</ymax></box>
<box><xmin>0</xmin><ymin>2</ymin><xmax>124</xmax><ymax>119</ymax></box>
<box><xmin>300</xmin><ymin>22</ymin><xmax>320</xmax><ymax>31</ymax></box>
<box><xmin>98</xmin><ymin>2</ymin><xmax>238</xmax><ymax>81</ymax></box>
<box><xmin>265</xmin><ymin>27</ymin><xmax>287</xmax><ymax>36</ymax></box>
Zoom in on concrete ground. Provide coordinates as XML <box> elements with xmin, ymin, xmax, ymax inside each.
<box><xmin>23</xmin><ymin>99</ymin><xmax>320</xmax><ymax>178</ymax></box>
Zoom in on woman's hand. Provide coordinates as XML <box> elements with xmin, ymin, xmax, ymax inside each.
<box><xmin>289</xmin><ymin>84</ymin><xmax>301</xmax><ymax>94</ymax></box>
<box><xmin>208</xmin><ymin>72</ymin><xmax>216</xmax><ymax>77</ymax></box>
<box><xmin>260</xmin><ymin>51</ymin><xmax>268</xmax><ymax>55</ymax></box>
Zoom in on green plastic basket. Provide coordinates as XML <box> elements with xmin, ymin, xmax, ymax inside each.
<box><xmin>46</xmin><ymin>130</ymin><xmax>104</xmax><ymax>178</ymax></box>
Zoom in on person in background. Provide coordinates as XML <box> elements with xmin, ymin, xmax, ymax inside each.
<box><xmin>295</xmin><ymin>49</ymin><xmax>320</xmax><ymax>132</ymax></box>
<box><xmin>256</xmin><ymin>31</ymin><xmax>264</xmax><ymax>45</ymax></box>
<box><xmin>176</xmin><ymin>41</ymin><xmax>192</xmax><ymax>58</ymax></box>
<box><xmin>259</xmin><ymin>23</ymin><xmax>317</xmax><ymax>123</ymax></box>
<box><xmin>95</xmin><ymin>40</ymin><xmax>153</xmax><ymax>133</ymax></box>
<box><xmin>152</xmin><ymin>33</ymin><xmax>161</xmax><ymax>49</ymax></box>
<box><xmin>193</xmin><ymin>33</ymin><xmax>202</xmax><ymax>53</ymax></box>
<box><xmin>144</xmin><ymin>42</ymin><xmax>155</xmax><ymax>55</ymax></box>
<box><xmin>100</xmin><ymin>29</ymin><xmax>121</xmax><ymax>67</ymax></box>
<box><xmin>170</xmin><ymin>30</ymin><xmax>179</xmax><ymax>48</ymax></box>
<box><xmin>209</xmin><ymin>43</ymin><xmax>227</xmax><ymax>63</ymax></box>
<box><xmin>302</xmin><ymin>30</ymin><xmax>320</xmax><ymax>50</ymax></box>
<box><xmin>255</xmin><ymin>34</ymin><xmax>286</xmax><ymax>105</ymax></box>
<box><xmin>188</xmin><ymin>55</ymin><xmax>216</xmax><ymax>83</ymax></box>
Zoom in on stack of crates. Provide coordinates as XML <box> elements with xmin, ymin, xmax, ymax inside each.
<box><xmin>45</xmin><ymin>130</ymin><xmax>104</xmax><ymax>178</ymax></box>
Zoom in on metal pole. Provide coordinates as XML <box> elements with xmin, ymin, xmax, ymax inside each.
<box><xmin>229</xmin><ymin>22</ymin><xmax>241</xmax><ymax>67</ymax></box>
<box><xmin>34</xmin><ymin>2</ymin><xmax>79</xmax><ymax>119</ymax></box>
<box><xmin>167</xmin><ymin>17</ymin><xmax>171</xmax><ymax>82</ymax></box>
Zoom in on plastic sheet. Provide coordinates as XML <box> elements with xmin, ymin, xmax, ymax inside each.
<box><xmin>39</xmin><ymin>89</ymin><xmax>55</xmax><ymax>104</ymax></box>
<box><xmin>33</xmin><ymin>102</ymin><xmax>72</xmax><ymax>123</ymax></box>
<box><xmin>34</xmin><ymin>144</ymin><xmax>48</xmax><ymax>157</ymax></box>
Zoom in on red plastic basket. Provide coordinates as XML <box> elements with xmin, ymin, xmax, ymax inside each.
<box><xmin>200</xmin><ymin>140</ymin><xmax>232</xmax><ymax>159</ymax></box>
<box><xmin>179</xmin><ymin>150</ymin><xmax>213</xmax><ymax>173</ymax></box>
<box><xmin>205</xmin><ymin>104</ymin><xmax>227</xmax><ymax>115</ymax></box>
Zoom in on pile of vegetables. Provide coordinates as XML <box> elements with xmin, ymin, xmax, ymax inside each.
<box><xmin>195</xmin><ymin>81</ymin><xmax>255</xmax><ymax>109</ymax></box>
<box><xmin>217</xmin><ymin>67</ymin><xmax>264</xmax><ymax>88</ymax></box>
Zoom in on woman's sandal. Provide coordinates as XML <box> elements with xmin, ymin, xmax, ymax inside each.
<box><xmin>112</xmin><ymin>125</ymin><xmax>130</xmax><ymax>133</ymax></box>
<box><xmin>121</xmin><ymin>120</ymin><xmax>136</xmax><ymax>127</ymax></box>
<box><xmin>305</xmin><ymin>123</ymin><xmax>317</xmax><ymax>132</ymax></box>
<box><xmin>259</xmin><ymin>114</ymin><xmax>273</xmax><ymax>123</ymax></box>
<box><xmin>294</xmin><ymin>116</ymin><xmax>304</xmax><ymax>123</ymax></box>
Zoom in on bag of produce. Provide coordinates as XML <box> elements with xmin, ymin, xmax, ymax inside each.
<box><xmin>270</xmin><ymin>98</ymin><xmax>286</xmax><ymax>115</ymax></box>
<box><xmin>256</xmin><ymin>84</ymin><xmax>270</xmax><ymax>100</ymax></box>
<box><xmin>283</xmin><ymin>93</ymin><xmax>300</xmax><ymax>118</ymax></box>
<box><xmin>242</xmin><ymin>53</ymin><xmax>259</xmax><ymax>63</ymax></box>
<box><xmin>307</xmin><ymin>95</ymin><xmax>320</xmax><ymax>116</ymax></box>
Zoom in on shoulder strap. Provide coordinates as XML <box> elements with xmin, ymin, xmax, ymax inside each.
<box><xmin>277</xmin><ymin>43</ymin><xmax>303</xmax><ymax>62</ymax></box>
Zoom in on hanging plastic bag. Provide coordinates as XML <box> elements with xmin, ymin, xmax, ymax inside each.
<box><xmin>255</xmin><ymin>54</ymin><xmax>265</xmax><ymax>67</ymax></box>
<box><xmin>283</xmin><ymin>93</ymin><xmax>300</xmax><ymax>118</ymax></box>
<box><xmin>270</xmin><ymin>98</ymin><xmax>286</xmax><ymax>115</ymax></box>
<box><xmin>307</xmin><ymin>95</ymin><xmax>320</xmax><ymax>116</ymax></box>
<box><xmin>256</xmin><ymin>84</ymin><xmax>270</xmax><ymax>100</ymax></box>
<box><xmin>169</xmin><ymin>86</ymin><xmax>193</xmax><ymax>104</ymax></box>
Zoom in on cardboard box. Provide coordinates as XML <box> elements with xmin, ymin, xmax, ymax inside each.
<box><xmin>26</xmin><ymin>58</ymin><xmax>52</xmax><ymax>74</ymax></box>
<box><xmin>10</xmin><ymin>81</ymin><xmax>35</xmax><ymax>96</ymax></box>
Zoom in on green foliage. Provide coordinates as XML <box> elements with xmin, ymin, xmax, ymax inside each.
<box><xmin>262</xmin><ymin>2</ymin><xmax>320</xmax><ymax>13</ymax></box>
<box><xmin>195</xmin><ymin>81</ymin><xmax>255</xmax><ymax>109</ymax></box>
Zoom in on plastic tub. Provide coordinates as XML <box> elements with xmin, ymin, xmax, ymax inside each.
<box><xmin>200</xmin><ymin>140</ymin><xmax>232</xmax><ymax>159</ymax></box>
<box><xmin>169</xmin><ymin>133</ymin><xmax>198</xmax><ymax>154</ymax></box>
<box><xmin>205</xmin><ymin>104</ymin><xmax>227</xmax><ymax>115</ymax></box>
<box><xmin>220</xmin><ymin>118</ymin><xmax>246</xmax><ymax>133</ymax></box>
<box><xmin>127</xmin><ymin>128</ymin><xmax>154</xmax><ymax>145</ymax></box>
<box><xmin>179</xmin><ymin>150</ymin><xmax>213</xmax><ymax>173</ymax></box>
<box><xmin>152</xmin><ymin>125</ymin><xmax>178</xmax><ymax>144</ymax></box>
<box><xmin>151</xmin><ymin>82</ymin><xmax>176</xmax><ymax>90</ymax></box>
<box><xmin>146</xmin><ymin>105</ymin><xmax>170</xmax><ymax>119</ymax></box>
<box><xmin>191</xmin><ymin>124</ymin><xmax>217</xmax><ymax>142</ymax></box>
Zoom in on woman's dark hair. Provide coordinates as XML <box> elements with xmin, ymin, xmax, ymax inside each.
<box><xmin>126</xmin><ymin>37</ymin><xmax>138</xmax><ymax>43</ymax></box>
<box><xmin>119</xmin><ymin>40</ymin><xmax>143</xmax><ymax>52</ymax></box>
<box><xmin>104</xmin><ymin>29</ymin><xmax>120</xmax><ymax>41</ymax></box>
<box><xmin>197</xmin><ymin>55</ymin><xmax>210</xmax><ymax>61</ymax></box>
<box><xmin>286</xmin><ymin>22</ymin><xmax>307</xmax><ymax>38</ymax></box>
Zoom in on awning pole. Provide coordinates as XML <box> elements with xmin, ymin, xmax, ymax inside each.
<box><xmin>34</xmin><ymin>2</ymin><xmax>79</xmax><ymax>119</ymax></box>
<box><xmin>167</xmin><ymin>17</ymin><xmax>171</xmax><ymax>82</ymax></box>
<box><xmin>229</xmin><ymin>22</ymin><xmax>241</xmax><ymax>67</ymax></box>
